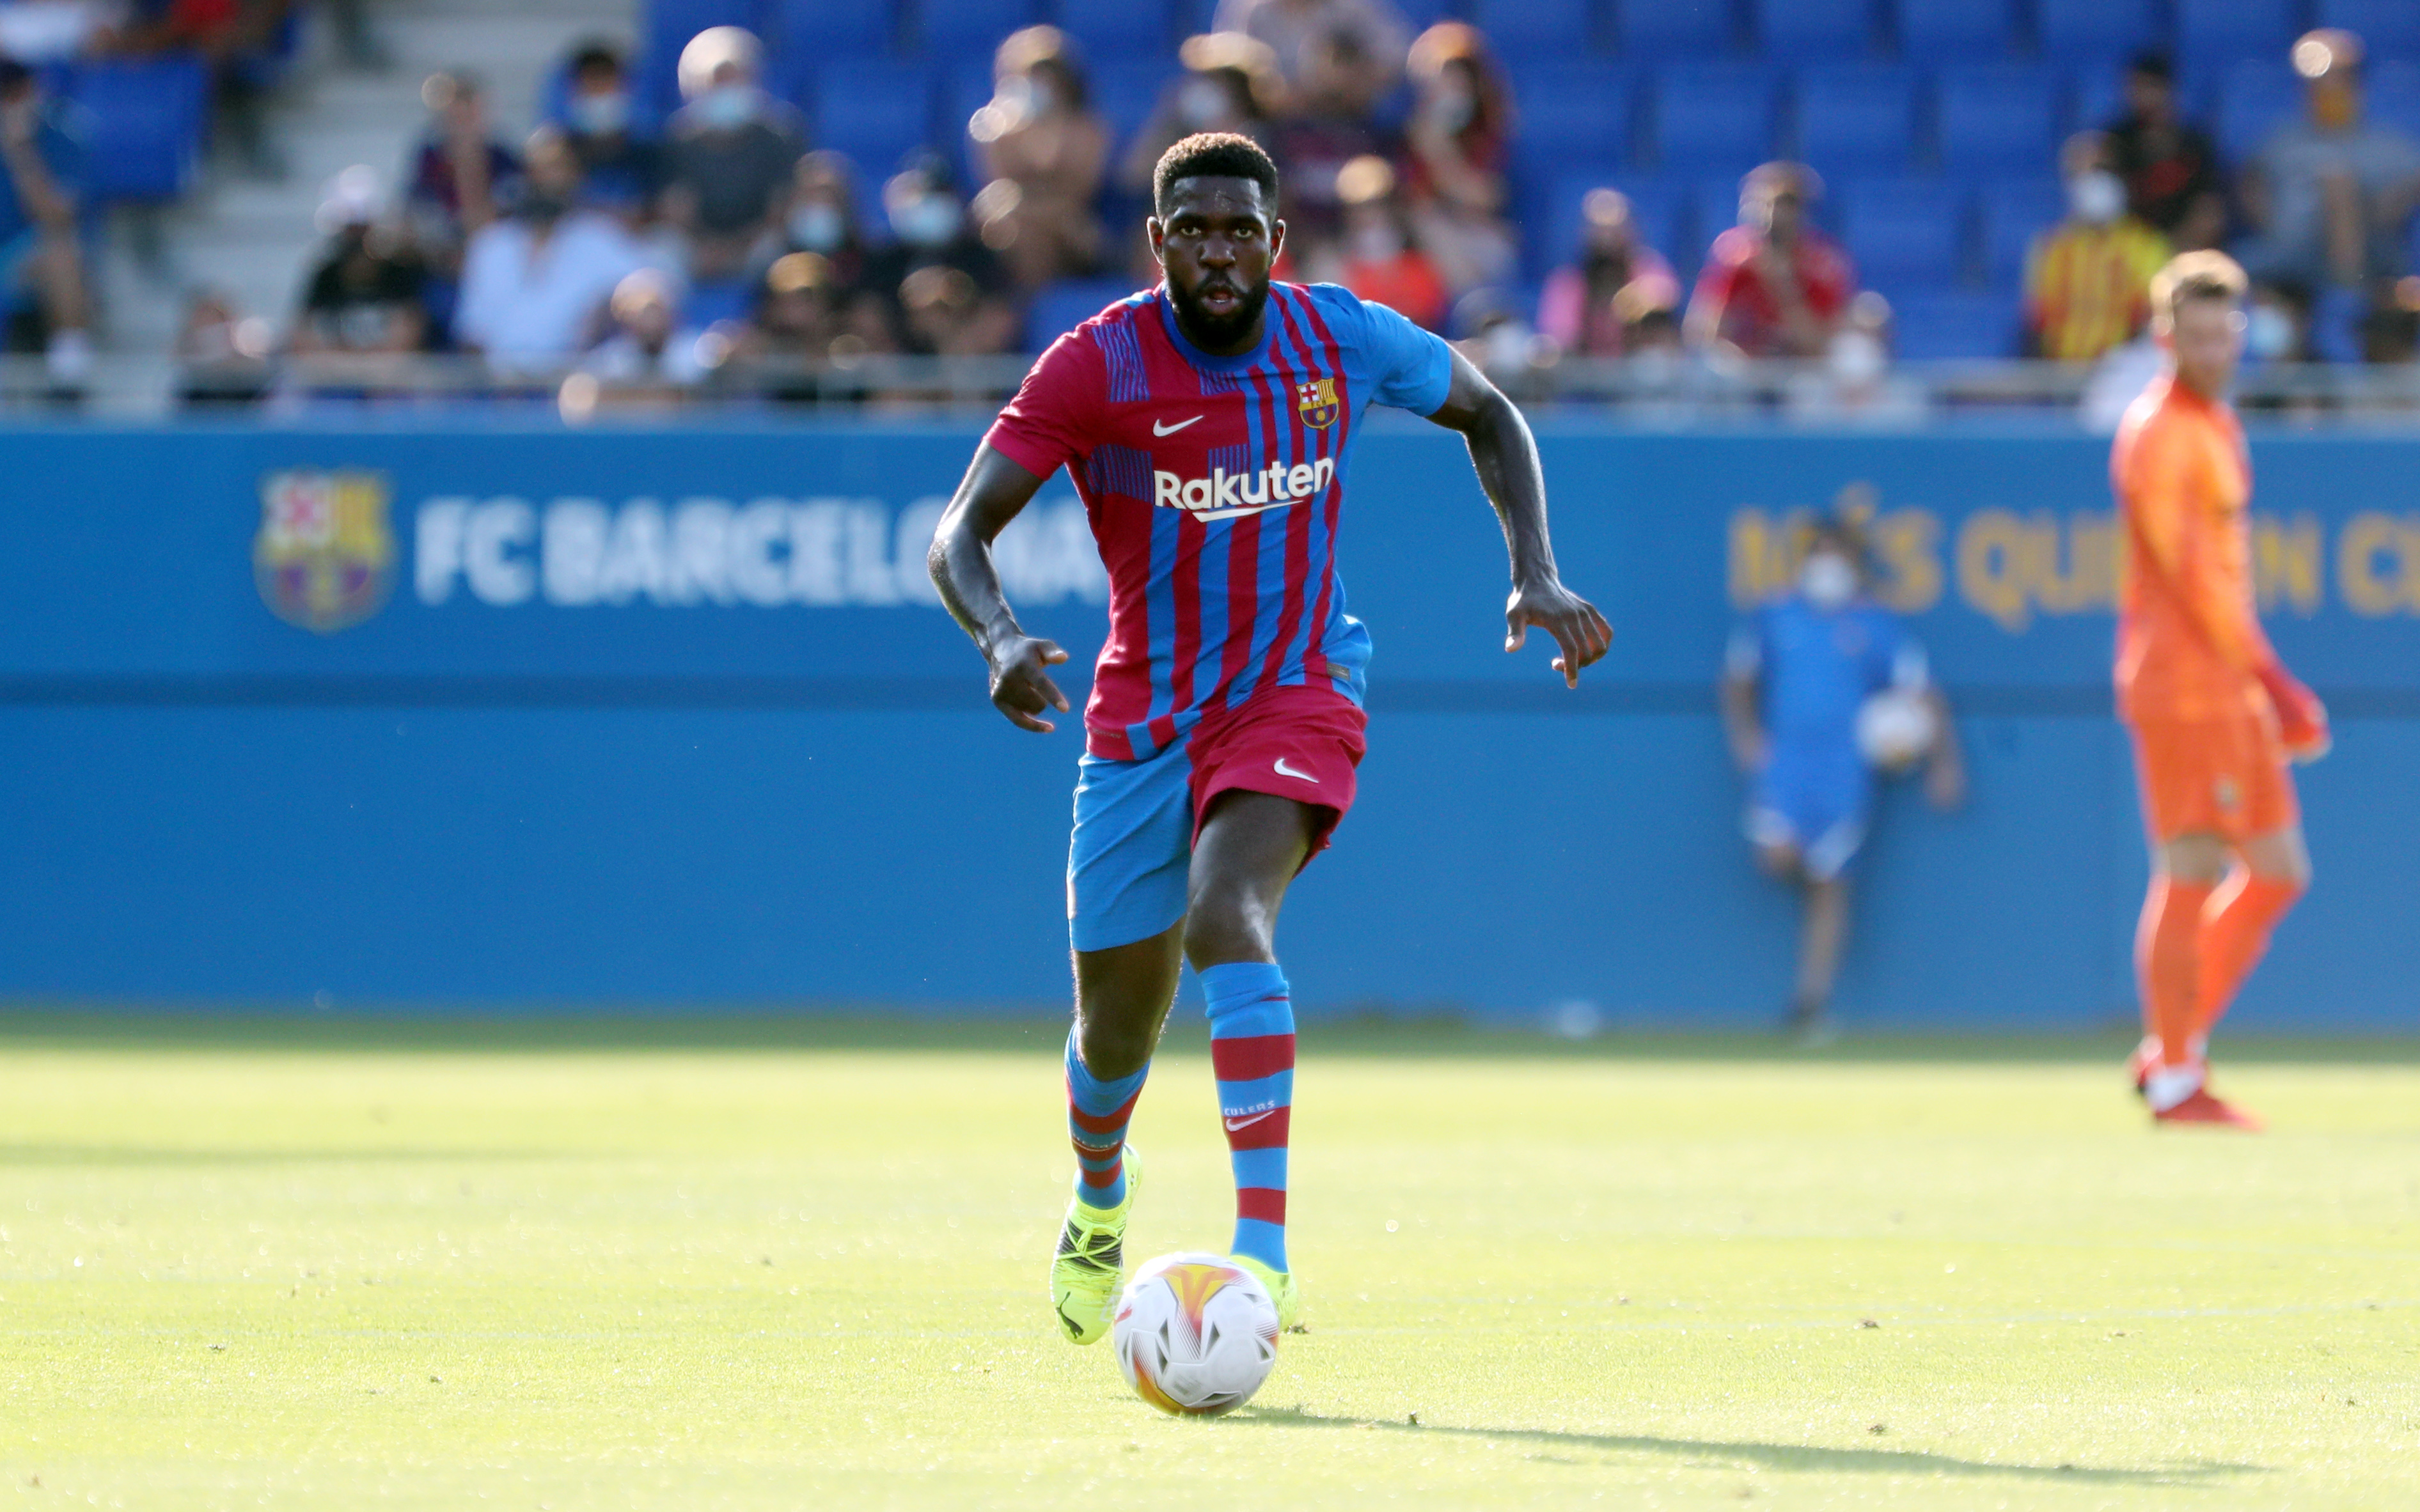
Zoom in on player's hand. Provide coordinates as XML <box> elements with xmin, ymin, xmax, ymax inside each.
<box><xmin>2257</xmin><ymin>663</ymin><xmax>2330</xmax><ymax>763</ymax></box>
<box><xmin>1505</xmin><ymin>577</ymin><xmax>1613</xmax><ymax>689</ymax></box>
<box><xmin>987</xmin><ymin>634</ymin><xmax>1071</xmax><ymax>733</ymax></box>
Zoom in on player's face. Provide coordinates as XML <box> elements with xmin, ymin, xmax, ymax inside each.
<box><xmin>1149</xmin><ymin>176</ymin><xmax>1285</xmax><ymax>354</ymax></box>
<box><xmin>2165</xmin><ymin>297</ymin><xmax>2245</xmax><ymax>397</ymax></box>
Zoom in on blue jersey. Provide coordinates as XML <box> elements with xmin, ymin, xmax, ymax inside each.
<box><xmin>1729</xmin><ymin>595</ymin><xmax>1923</xmax><ymax>752</ymax></box>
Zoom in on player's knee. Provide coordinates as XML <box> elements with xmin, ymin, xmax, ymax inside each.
<box><xmin>1180</xmin><ymin>887</ymin><xmax>1273</xmax><ymax>969</ymax></box>
<box><xmin>1073</xmin><ymin>1013</ymin><xmax>1154</xmax><ymax>1082</ymax></box>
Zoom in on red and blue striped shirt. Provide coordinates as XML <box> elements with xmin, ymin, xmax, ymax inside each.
<box><xmin>984</xmin><ymin>282</ymin><xmax>1454</xmax><ymax>761</ymax></box>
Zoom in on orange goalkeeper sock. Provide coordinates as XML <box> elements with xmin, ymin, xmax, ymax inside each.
<box><xmin>2197</xmin><ymin>872</ymin><xmax>2302</xmax><ymax>1038</ymax></box>
<box><xmin>2137</xmin><ymin>875</ymin><xmax>2214</xmax><ymax>1078</ymax></box>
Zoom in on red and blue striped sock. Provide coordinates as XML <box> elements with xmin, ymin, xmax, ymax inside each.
<box><xmin>1202</xmin><ymin>960</ymin><xmax>1294</xmax><ymax>1274</ymax></box>
<box><xmin>1066</xmin><ymin>1031</ymin><xmax>1147</xmax><ymax>1211</ymax></box>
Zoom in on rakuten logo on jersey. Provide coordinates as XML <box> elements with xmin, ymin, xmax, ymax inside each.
<box><xmin>1152</xmin><ymin>456</ymin><xmax>1335</xmax><ymax>520</ymax></box>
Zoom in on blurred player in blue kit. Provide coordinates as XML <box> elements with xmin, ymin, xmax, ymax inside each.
<box><xmin>1722</xmin><ymin>515</ymin><xmax>1964</xmax><ymax>1041</ymax></box>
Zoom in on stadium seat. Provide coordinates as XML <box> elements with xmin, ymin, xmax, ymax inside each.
<box><xmin>2317</xmin><ymin>0</ymin><xmax>2420</xmax><ymax>59</ymax></box>
<box><xmin>1507</xmin><ymin>61</ymin><xmax>1633</xmax><ymax>170</ymax></box>
<box><xmin>638</xmin><ymin>0</ymin><xmax>768</xmax><ymax>116</ymax></box>
<box><xmin>2216</xmin><ymin>58</ymin><xmax>2305</xmax><ymax>164</ymax></box>
<box><xmin>1620</xmin><ymin>0</ymin><xmax>1736</xmax><ymax>58</ymax></box>
<box><xmin>1530</xmin><ymin>169</ymin><xmax>1687</xmax><ymax>277</ymax></box>
<box><xmin>2176</xmin><ymin>0</ymin><xmax>2298</xmax><ymax>68</ymax></box>
<box><xmin>1090</xmin><ymin>58</ymin><xmax>1172</xmax><ymax>143</ymax></box>
<box><xmin>1057</xmin><ymin>0</ymin><xmax>1175</xmax><ymax>57</ymax></box>
<box><xmin>2034</xmin><ymin>0</ymin><xmax>2159</xmax><ymax>68</ymax></box>
<box><xmin>915</xmin><ymin>0</ymin><xmax>1041</xmax><ymax>60</ymax></box>
<box><xmin>1792</xmin><ymin>63</ymin><xmax>1919</xmax><ymax>176</ymax></box>
<box><xmin>63</xmin><ymin>58</ymin><xmax>207</xmax><ymax>202</ymax></box>
<box><xmin>1889</xmin><ymin>288</ymin><xmax>2022</xmax><ymax>359</ymax></box>
<box><xmin>1467</xmin><ymin>0</ymin><xmax>1605</xmax><ymax>59</ymax></box>
<box><xmin>2068</xmin><ymin>65</ymin><xmax>2126</xmax><ymax>135</ymax></box>
<box><xmin>1936</xmin><ymin>63</ymin><xmax>2062</xmax><ymax>177</ymax></box>
<box><xmin>1649</xmin><ymin>63</ymin><xmax>1779</xmax><ymax>173</ymax></box>
<box><xmin>1753</xmin><ymin>0</ymin><xmax>1873</xmax><ymax>60</ymax></box>
<box><xmin>1895</xmin><ymin>0</ymin><xmax>2016</xmax><ymax>63</ymax></box>
<box><xmin>1979</xmin><ymin>178</ymin><xmax>2066</xmax><ymax>283</ymax></box>
<box><xmin>1026</xmin><ymin>277</ymin><xmax>1142</xmax><ymax>352</ymax></box>
<box><xmin>1837</xmin><ymin>178</ymin><xmax>1969</xmax><ymax>290</ymax></box>
<box><xmin>2368</xmin><ymin>59</ymin><xmax>2420</xmax><ymax>139</ymax></box>
<box><xmin>813</xmin><ymin>59</ymin><xmax>936</xmax><ymax>180</ymax></box>
<box><xmin>770</xmin><ymin>0</ymin><xmax>888</xmax><ymax>57</ymax></box>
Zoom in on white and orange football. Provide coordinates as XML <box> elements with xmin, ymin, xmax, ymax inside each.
<box><xmin>1111</xmin><ymin>1252</ymin><xmax>1280</xmax><ymax>1417</ymax></box>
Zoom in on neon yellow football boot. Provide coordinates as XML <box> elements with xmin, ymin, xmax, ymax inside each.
<box><xmin>1049</xmin><ymin>1145</ymin><xmax>1140</xmax><ymax>1344</ymax></box>
<box><xmin>1234</xmin><ymin>1254</ymin><xmax>1301</xmax><ymax>1332</ymax></box>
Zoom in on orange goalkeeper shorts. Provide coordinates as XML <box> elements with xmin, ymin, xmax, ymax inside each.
<box><xmin>2127</xmin><ymin>712</ymin><xmax>2298</xmax><ymax>843</ymax></box>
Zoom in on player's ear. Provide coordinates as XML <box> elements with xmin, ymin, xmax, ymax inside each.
<box><xmin>1145</xmin><ymin>215</ymin><xmax>1167</xmax><ymax>267</ymax></box>
<box><xmin>1268</xmin><ymin>216</ymin><xmax>1285</xmax><ymax>261</ymax></box>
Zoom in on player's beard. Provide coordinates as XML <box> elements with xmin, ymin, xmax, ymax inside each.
<box><xmin>1167</xmin><ymin>271</ymin><xmax>1269</xmax><ymax>352</ymax></box>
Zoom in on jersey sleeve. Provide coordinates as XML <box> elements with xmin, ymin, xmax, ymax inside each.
<box><xmin>982</xmin><ymin>329</ymin><xmax>1110</xmax><ymax>481</ymax></box>
<box><xmin>1353</xmin><ymin>293</ymin><xmax>1455</xmax><ymax>414</ymax></box>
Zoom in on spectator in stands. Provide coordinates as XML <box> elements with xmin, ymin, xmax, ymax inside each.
<box><xmin>2104</xmin><ymin>52</ymin><xmax>2225</xmax><ymax>253</ymax></box>
<box><xmin>2240</xmin><ymin>29</ymin><xmax>2420</xmax><ymax>297</ymax></box>
<box><xmin>290</xmin><ymin>166</ymin><xmax>428</xmax><ymax>355</ymax></box>
<box><xmin>453</xmin><ymin>128</ymin><xmax>652</xmax><ymax>371</ymax></box>
<box><xmin>1328</xmin><ymin>153</ymin><xmax>1447</xmax><ymax>329</ymax></box>
<box><xmin>2025</xmin><ymin>132</ymin><xmax>2170</xmax><ymax>362</ymax></box>
<box><xmin>556</xmin><ymin>40</ymin><xmax>660</xmax><ymax>223</ymax></box>
<box><xmin>1120</xmin><ymin>32</ymin><xmax>1277</xmax><ymax>198</ymax></box>
<box><xmin>1212</xmin><ymin>0</ymin><xmax>1408</xmax><ymax>119</ymax></box>
<box><xmin>746</xmin><ymin>249</ymin><xmax>889</xmax><ymax>364</ymax></box>
<box><xmin>968</xmin><ymin>26</ymin><xmax>1108</xmax><ymax>291</ymax></box>
<box><xmin>583</xmin><ymin>269</ymin><xmax>709</xmax><ymax>391</ymax></box>
<box><xmin>861</xmin><ymin>155</ymin><xmax>1016</xmax><ymax>356</ymax></box>
<box><xmin>1537</xmin><ymin>188</ymin><xmax>1680</xmax><ymax>357</ymax></box>
<box><xmin>661</xmin><ymin>26</ymin><xmax>805</xmax><ymax>285</ymax></box>
<box><xmin>0</xmin><ymin>59</ymin><xmax>88</xmax><ymax>382</ymax></box>
<box><xmin>175</xmin><ymin>286</ymin><xmax>271</xmax><ymax>405</ymax></box>
<box><xmin>405</xmin><ymin>70</ymin><xmax>519</xmax><ymax>277</ymax></box>
<box><xmin>1784</xmin><ymin>292</ymin><xmax>1929</xmax><ymax>425</ymax></box>
<box><xmin>760</xmin><ymin>151</ymin><xmax>871</xmax><ymax>294</ymax></box>
<box><xmin>1685</xmin><ymin>162</ymin><xmax>1856</xmax><ymax>361</ymax></box>
<box><xmin>1266</xmin><ymin>28</ymin><xmax>1393</xmax><ymax>262</ymax></box>
<box><xmin>1399</xmin><ymin>22</ymin><xmax>1514</xmax><ymax>297</ymax></box>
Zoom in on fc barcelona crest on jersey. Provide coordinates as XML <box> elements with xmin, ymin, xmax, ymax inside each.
<box><xmin>254</xmin><ymin>469</ymin><xmax>395</xmax><ymax>634</ymax></box>
<box><xmin>1296</xmin><ymin>377</ymin><xmax>1339</xmax><ymax>428</ymax></box>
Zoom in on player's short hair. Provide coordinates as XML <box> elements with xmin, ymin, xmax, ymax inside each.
<box><xmin>1152</xmin><ymin>132</ymin><xmax>1279</xmax><ymax>218</ymax></box>
<box><xmin>2149</xmin><ymin>250</ymin><xmax>2248</xmax><ymax>331</ymax></box>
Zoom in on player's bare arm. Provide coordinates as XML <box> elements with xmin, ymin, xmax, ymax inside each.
<box><xmin>928</xmin><ymin>446</ymin><xmax>1072</xmax><ymax>733</ymax></box>
<box><xmin>1423</xmin><ymin>346</ymin><xmax>1613</xmax><ymax>687</ymax></box>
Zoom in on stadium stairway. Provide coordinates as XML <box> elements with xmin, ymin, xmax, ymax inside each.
<box><xmin>93</xmin><ymin>0</ymin><xmax>632</xmax><ymax>409</ymax></box>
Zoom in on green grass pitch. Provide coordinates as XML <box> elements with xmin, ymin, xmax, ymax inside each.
<box><xmin>0</xmin><ymin>1016</ymin><xmax>2414</xmax><ymax>1509</ymax></box>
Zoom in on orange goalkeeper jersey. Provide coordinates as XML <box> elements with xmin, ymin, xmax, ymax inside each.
<box><xmin>2111</xmin><ymin>374</ymin><xmax>2274</xmax><ymax>723</ymax></box>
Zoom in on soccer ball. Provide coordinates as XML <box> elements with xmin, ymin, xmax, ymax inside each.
<box><xmin>1855</xmin><ymin>688</ymin><xmax>1938</xmax><ymax>772</ymax></box>
<box><xmin>1112</xmin><ymin>1252</ymin><xmax>1280</xmax><ymax>1417</ymax></box>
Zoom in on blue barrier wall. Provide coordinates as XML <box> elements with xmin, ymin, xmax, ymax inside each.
<box><xmin>2</xmin><ymin>420</ymin><xmax>2414</xmax><ymax>1027</ymax></box>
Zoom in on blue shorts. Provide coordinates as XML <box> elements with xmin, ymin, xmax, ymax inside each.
<box><xmin>1067</xmin><ymin>685</ymin><xmax>1365</xmax><ymax>953</ymax></box>
<box><xmin>1747</xmin><ymin>740</ymin><xmax>1873</xmax><ymax>882</ymax></box>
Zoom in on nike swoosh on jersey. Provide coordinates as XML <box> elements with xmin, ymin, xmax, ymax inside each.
<box><xmin>1223</xmin><ymin>1109</ymin><xmax>1278</xmax><ymax>1132</ymax></box>
<box><xmin>1152</xmin><ymin>415</ymin><xmax>1204</xmax><ymax>435</ymax></box>
<box><xmin>1273</xmin><ymin>757</ymin><xmax>1319</xmax><ymax>783</ymax></box>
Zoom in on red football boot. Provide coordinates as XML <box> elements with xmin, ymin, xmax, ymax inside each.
<box><xmin>2153</xmin><ymin>1087</ymin><xmax>2264</xmax><ymax>1131</ymax></box>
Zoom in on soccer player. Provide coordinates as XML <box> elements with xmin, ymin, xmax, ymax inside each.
<box><xmin>2114</xmin><ymin>251</ymin><xmax>2328</xmax><ymax>1130</ymax></box>
<box><xmin>1721</xmin><ymin>515</ymin><xmax>1963</xmax><ymax>1043</ymax></box>
<box><xmin>927</xmin><ymin>133</ymin><xmax>1610</xmax><ymax>1343</ymax></box>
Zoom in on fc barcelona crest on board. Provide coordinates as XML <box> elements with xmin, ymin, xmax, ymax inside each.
<box><xmin>254</xmin><ymin>469</ymin><xmax>395</xmax><ymax>633</ymax></box>
<box><xmin>1296</xmin><ymin>377</ymin><xmax>1338</xmax><ymax>428</ymax></box>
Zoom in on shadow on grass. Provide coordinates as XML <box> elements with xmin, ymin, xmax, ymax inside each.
<box><xmin>1232</xmin><ymin>1405</ymin><xmax>2261</xmax><ymax>1485</ymax></box>
<box><xmin>0</xmin><ymin>1010</ymin><xmax>2409</xmax><ymax>1066</ymax></box>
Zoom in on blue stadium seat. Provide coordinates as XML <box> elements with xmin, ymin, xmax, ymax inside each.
<box><xmin>1837</xmin><ymin>178</ymin><xmax>1969</xmax><ymax>289</ymax></box>
<box><xmin>1468</xmin><ymin>0</ymin><xmax>1604</xmax><ymax>59</ymax></box>
<box><xmin>1393</xmin><ymin>0</ymin><xmax>1459</xmax><ymax>25</ymax></box>
<box><xmin>2216</xmin><ymin>58</ymin><xmax>2304</xmax><ymax>164</ymax></box>
<box><xmin>1507</xmin><ymin>61</ymin><xmax>1633</xmax><ymax>169</ymax></box>
<box><xmin>915</xmin><ymin>0</ymin><xmax>1041</xmax><ymax>60</ymax></box>
<box><xmin>2176</xmin><ymin>0</ymin><xmax>2297</xmax><ymax>68</ymax></box>
<box><xmin>771</xmin><ymin>0</ymin><xmax>888</xmax><ymax>56</ymax></box>
<box><xmin>1621</xmin><ymin>0</ymin><xmax>1736</xmax><ymax>57</ymax></box>
<box><xmin>1937</xmin><ymin>63</ymin><xmax>2062</xmax><ymax>177</ymax></box>
<box><xmin>1896</xmin><ymin>0</ymin><xmax>2015</xmax><ymax>62</ymax></box>
<box><xmin>1090</xmin><ymin>59</ymin><xmax>1173</xmax><ymax>142</ymax></box>
<box><xmin>1532</xmin><ymin>169</ymin><xmax>1687</xmax><ymax>276</ymax></box>
<box><xmin>64</xmin><ymin>58</ymin><xmax>207</xmax><ymax>201</ymax></box>
<box><xmin>638</xmin><ymin>0</ymin><xmax>768</xmax><ymax>116</ymax></box>
<box><xmin>1890</xmin><ymin>288</ymin><xmax>2022</xmax><ymax>359</ymax></box>
<box><xmin>2318</xmin><ymin>0</ymin><xmax>2420</xmax><ymax>59</ymax></box>
<box><xmin>1057</xmin><ymin>0</ymin><xmax>1174</xmax><ymax>57</ymax></box>
<box><xmin>2369</xmin><ymin>59</ymin><xmax>2420</xmax><ymax>138</ymax></box>
<box><xmin>813</xmin><ymin>59</ymin><xmax>936</xmax><ymax>180</ymax></box>
<box><xmin>1026</xmin><ymin>277</ymin><xmax>1142</xmax><ymax>352</ymax></box>
<box><xmin>1754</xmin><ymin>0</ymin><xmax>1873</xmax><ymax>60</ymax></box>
<box><xmin>1650</xmin><ymin>63</ymin><xmax>1779</xmax><ymax>173</ymax></box>
<box><xmin>1979</xmin><ymin>178</ymin><xmax>2065</xmax><ymax>283</ymax></box>
<box><xmin>1793</xmin><ymin>63</ymin><xmax>1919</xmax><ymax>176</ymax></box>
<box><xmin>2068</xmin><ymin>64</ymin><xmax>2127</xmax><ymax>134</ymax></box>
<box><xmin>2034</xmin><ymin>0</ymin><xmax>2158</xmax><ymax>66</ymax></box>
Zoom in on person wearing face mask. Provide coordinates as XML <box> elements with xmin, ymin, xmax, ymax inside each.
<box><xmin>755</xmin><ymin>151</ymin><xmax>870</xmax><ymax>298</ymax></box>
<box><xmin>555</xmin><ymin>41</ymin><xmax>661</xmax><ymax>222</ymax></box>
<box><xmin>660</xmin><ymin>26</ymin><xmax>806</xmax><ymax>284</ymax></box>
<box><xmin>1398</xmin><ymin>24</ymin><xmax>1514</xmax><ymax>297</ymax></box>
<box><xmin>1537</xmin><ymin>188</ymin><xmax>1679</xmax><ymax>357</ymax></box>
<box><xmin>1117</xmin><ymin>36</ymin><xmax>1278</xmax><ymax>278</ymax></box>
<box><xmin>291</xmin><ymin>166</ymin><xmax>429</xmax><ymax>357</ymax></box>
<box><xmin>860</xmin><ymin>156</ymin><xmax>1016</xmax><ymax>355</ymax></box>
<box><xmin>404</xmin><ymin>70</ymin><xmax>521</xmax><ymax>281</ymax></box>
<box><xmin>2240</xmin><ymin>29</ymin><xmax>2420</xmax><ymax>300</ymax></box>
<box><xmin>1685</xmin><ymin>162</ymin><xmax>1857</xmax><ymax>359</ymax></box>
<box><xmin>1722</xmin><ymin>513</ymin><xmax>1963</xmax><ymax>1043</ymax></box>
<box><xmin>968</xmin><ymin>26</ymin><xmax>1110</xmax><ymax>291</ymax></box>
<box><xmin>1328</xmin><ymin>154</ymin><xmax>1448</xmax><ymax>329</ymax></box>
<box><xmin>2024</xmin><ymin>131</ymin><xmax>2171</xmax><ymax>362</ymax></box>
<box><xmin>2103</xmin><ymin>52</ymin><xmax>2226</xmax><ymax>253</ymax></box>
<box><xmin>453</xmin><ymin>128</ymin><xmax>656</xmax><ymax>372</ymax></box>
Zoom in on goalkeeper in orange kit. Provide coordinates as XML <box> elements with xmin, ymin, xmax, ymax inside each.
<box><xmin>2110</xmin><ymin>251</ymin><xmax>2328</xmax><ymax>1130</ymax></box>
